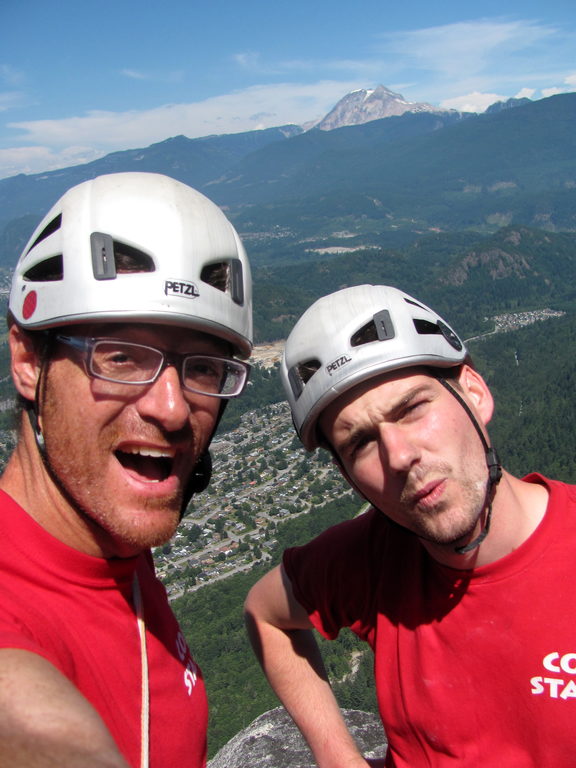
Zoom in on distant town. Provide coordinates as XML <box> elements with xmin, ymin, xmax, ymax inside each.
<box><xmin>154</xmin><ymin>401</ymin><xmax>355</xmax><ymax>598</ymax></box>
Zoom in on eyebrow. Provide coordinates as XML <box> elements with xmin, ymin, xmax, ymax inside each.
<box><xmin>81</xmin><ymin>326</ymin><xmax>230</xmax><ymax>354</ymax></box>
<box><xmin>334</xmin><ymin>383</ymin><xmax>437</xmax><ymax>456</ymax></box>
<box><xmin>387</xmin><ymin>383</ymin><xmax>436</xmax><ymax>419</ymax></box>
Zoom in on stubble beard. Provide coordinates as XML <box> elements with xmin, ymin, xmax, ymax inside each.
<box><xmin>398</xmin><ymin>462</ymin><xmax>488</xmax><ymax>547</ymax></box>
<box><xmin>50</xmin><ymin>453</ymin><xmax>184</xmax><ymax>553</ymax></box>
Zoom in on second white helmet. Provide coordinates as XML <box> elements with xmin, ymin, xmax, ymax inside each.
<box><xmin>281</xmin><ymin>284</ymin><xmax>467</xmax><ymax>449</ymax></box>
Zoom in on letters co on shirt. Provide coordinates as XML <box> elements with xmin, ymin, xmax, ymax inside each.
<box><xmin>531</xmin><ymin>652</ymin><xmax>576</xmax><ymax>700</ymax></box>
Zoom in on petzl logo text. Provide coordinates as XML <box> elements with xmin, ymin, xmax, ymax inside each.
<box><xmin>326</xmin><ymin>355</ymin><xmax>352</xmax><ymax>376</ymax></box>
<box><xmin>165</xmin><ymin>280</ymin><xmax>199</xmax><ymax>298</ymax></box>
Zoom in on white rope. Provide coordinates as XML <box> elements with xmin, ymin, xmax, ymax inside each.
<box><xmin>133</xmin><ymin>573</ymin><xmax>150</xmax><ymax>768</ymax></box>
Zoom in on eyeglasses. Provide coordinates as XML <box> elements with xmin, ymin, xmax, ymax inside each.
<box><xmin>55</xmin><ymin>335</ymin><xmax>251</xmax><ymax>398</ymax></box>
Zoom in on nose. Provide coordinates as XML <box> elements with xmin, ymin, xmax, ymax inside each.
<box><xmin>135</xmin><ymin>364</ymin><xmax>191</xmax><ymax>431</ymax></box>
<box><xmin>378</xmin><ymin>424</ymin><xmax>420</xmax><ymax>474</ymax></box>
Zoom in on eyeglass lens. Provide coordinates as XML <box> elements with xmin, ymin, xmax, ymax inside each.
<box><xmin>90</xmin><ymin>341</ymin><xmax>245</xmax><ymax>396</ymax></box>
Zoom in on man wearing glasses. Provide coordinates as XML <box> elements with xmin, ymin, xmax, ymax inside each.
<box><xmin>0</xmin><ymin>173</ymin><xmax>252</xmax><ymax>767</ymax></box>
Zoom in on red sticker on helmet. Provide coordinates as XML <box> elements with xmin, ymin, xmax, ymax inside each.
<box><xmin>22</xmin><ymin>291</ymin><xmax>37</xmax><ymax>320</ymax></box>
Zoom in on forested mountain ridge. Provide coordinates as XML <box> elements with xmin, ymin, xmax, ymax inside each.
<box><xmin>0</xmin><ymin>124</ymin><xmax>303</xmax><ymax>238</ymax></box>
<box><xmin>2</xmin><ymin>92</ymin><xmax>576</xmax><ymax>267</ymax></box>
<box><xmin>216</xmin><ymin>91</ymin><xmax>576</xmax><ymax>235</ymax></box>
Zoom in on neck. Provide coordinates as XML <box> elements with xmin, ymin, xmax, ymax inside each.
<box><xmin>420</xmin><ymin>471</ymin><xmax>549</xmax><ymax>570</ymax></box>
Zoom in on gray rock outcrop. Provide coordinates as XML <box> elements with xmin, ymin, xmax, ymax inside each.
<box><xmin>208</xmin><ymin>707</ymin><xmax>387</xmax><ymax>768</ymax></box>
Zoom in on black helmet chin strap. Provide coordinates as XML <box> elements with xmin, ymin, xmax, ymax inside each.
<box><xmin>26</xmin><ymin>348</ymin><xmax>91</xmax><ymax>515</ymax></box>
<box><xmin>179</xmin><ymin>398</ymin><xmax>229</xmax><ymax>519</ymax></box>
<box><xmin>27</xmin><ymin>334</ymin><xmax>52</xmax><ymax>457</ymax></box>
<box><xmin>28</xmin><ymin>404</ymin><xmax>45</xmax><ymax>451</ymax></box>
<box><xmin>437</xmin><ymin>378</ymin><xmax>502</xmax><ymax>555</ymax></box>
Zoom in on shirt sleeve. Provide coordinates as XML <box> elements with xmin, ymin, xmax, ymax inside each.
<box><xmin>0</xmin><ymin>576</ymin><xmax>77</xmax><ymax>676</ymax></box>
<box><xmin>283</xmin><ymin>509</ymin><xmax>385</xmax><ymax>642</ymax></box>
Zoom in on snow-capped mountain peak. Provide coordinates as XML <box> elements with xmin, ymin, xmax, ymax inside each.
<box><xmin>310</xmin><ymin>85</ymin><xmax>449</xmax><ymax>131</ymax></box>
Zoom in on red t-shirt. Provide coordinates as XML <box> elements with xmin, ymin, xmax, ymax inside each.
<box><xmin>0</xmin><ymin>491</ymin><xmax>208</xmax><ymax>767</ymax></box>
<box><xmin>284</xmin><ymin>474</ymin><xmax>576</xmax><ymax>767</ymax></box>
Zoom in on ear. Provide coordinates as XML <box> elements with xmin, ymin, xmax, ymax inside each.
<box><xmin>457</xmin><ymin>365</ymin><xmax>494</xmax><ymax>426</ymax></box>
<box><xmin>9</xmin><ymin>324</ymin><xmax>42</xmax><ymax>403</ymax></box>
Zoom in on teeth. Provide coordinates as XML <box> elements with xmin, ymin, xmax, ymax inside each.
<box><xmin>121</xmin><ymin>447</ymin><xmax>173</xmax><ymax>458</ymax></box>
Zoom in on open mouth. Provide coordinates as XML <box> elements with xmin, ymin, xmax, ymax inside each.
<box><xmin>115</xmin><ymin>447</ymin><xmax>174</xmax><ymax>483</ymax></box>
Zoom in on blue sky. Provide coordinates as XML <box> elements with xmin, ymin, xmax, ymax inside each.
<box><xmin>1</xmin><ymin>0</ymin><xmax>575</xmax><ymax>179</ymax></box>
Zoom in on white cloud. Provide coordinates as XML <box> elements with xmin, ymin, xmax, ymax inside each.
<box><xmin>0</xmin><ymin>65</ymin><xmax>25</xmax><ymax>87</ymax></box>
<box><xmin>233</xmin><ymin>52</ymin><xmax>262</xmax><ymax>69</ymax></box>
<box><xmin>440</xmin><ymin>91</ymin><xmax>505</xmax><ymax>113</ymax></box>
<box><xmin>0</xmin><ymin>80</ymin><xmax>363</xmax><ymax>178</ymax></box>
<box><xmin>7</xmin><ymin>81</ymin><xmax>363</xmax><ymax>147</ymax></box>
<box><xmin>0</xmin><ymin>91</ymin><xmax>28</xmax><ymax>112</ymax></box>
<box><xmin>379</xmin><ymin>18</ymin><xmax>557</xmax><ymax>80</ymax></box>
<box><xmin>515</xmin><ymin>88</ymin><xmax>536</xmax><ymax>99</ymax></box>
<box><xmin>0</xmin><ymin>144</ymin><xmax>102</xmax><ymax>178</ymax></box>
<box><xmin>120</xmin><ymin>68</ymin><xmax>185</xmax><ymax>83</ymax></box>
<box><xmin>0</xmin><ymin>68</ymin><xmax>28</xmax><ymax>113</ymax></box>
<box><xmin>121</xmin><ymin>69</ymin><xmax>148</xmax><ymax>80</ymax></box>
<box><xmin>536</xmin><ymin>74</ymin><xmax>576</xmax><ymax>99</ymax></box>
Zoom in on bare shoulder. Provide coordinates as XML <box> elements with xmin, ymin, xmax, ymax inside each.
<box><xmin>0</xmin><ymin>649</ymin><xmax>129</xmax><ymax>768</ymax></box>
<box><xmin>244</xmin><ymin>564</ymin><xmax>313</xmax><ymax>629</ymax></box>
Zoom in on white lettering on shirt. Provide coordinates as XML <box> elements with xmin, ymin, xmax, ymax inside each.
<box><xmin>176</xmin><ymin>630</ymin><xmax>199</xmax><ymax>697</ymax></box>
<box><xmin>531</xmin><ymin>652</ymin><xmax>576</xmax><ymax>700</ymax></box>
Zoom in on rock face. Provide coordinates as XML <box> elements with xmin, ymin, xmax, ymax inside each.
<box><xmin>313</xmin><ymin>84</ymin><xmax>447</xmax><ymax>131</ymax></box>
<box><xmin>485</xmin><ymin>97</ymin><xmax>531</xmax><ymax>114</ymax></box>
<box><xmin>208</xmin><ymin>707</ymin><xmax>387</xmax><ymax>768</ymax></box>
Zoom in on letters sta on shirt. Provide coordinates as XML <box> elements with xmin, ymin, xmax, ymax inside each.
<box><xmin>531</xmin><ymin>652</ymin><xmax>576</xmax><ymax>700</ymax></box>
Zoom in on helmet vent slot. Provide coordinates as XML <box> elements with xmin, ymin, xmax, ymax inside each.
<box><xmin>404</xmin><ymin>297</ymin><xmax>427</xmax><ymax>311</ymax></box>
<box><xmin>201</xmin><ymin>262</ymin><xmax>228</xmax><ymax>292</ymax></box>
<box><xmin>25</xmin><ymin>214</ymin><xmax>62</xmax><ymax>255</ymax></box>
<box><xmin>288</xmin><ymin>360</ymin><xmax>321</xmax><ymax>399</ymax></box>
<box><xmin>23</xmin><ymin>254</ymin><xmax>63</xmax><ymax>282</ymax></box>
<box><xmin>351</xmin><ymin>309</ymin><xmax>394</xmax><ymax>346</ymax></box>
<box><xmin>413</xmin><ymin>319</ymin><xmax>441</xmax><ymax>335</ymax></box>
<box><xmin>91</xmin><ymin>233</ymin><xmax>155</xmax><ymax>280</ymax></box>
<box><xmin>114</xmin><ymin>242</ymin><xmax>155</xmax><ymax>273</ymax></box>
<box><xmin>298</xmin><ymin>360</ymin><xmax>321</xmax><ymax>384</ymax></box>
<box><xmin>351</xmin><ymin>321</ymin><xmax>378</xmax><ymax>346</ymax></box>
<box><xmin>201</xmin><ymin>260</ymin><xmax>245</xmax><ymax>305</ymax></box>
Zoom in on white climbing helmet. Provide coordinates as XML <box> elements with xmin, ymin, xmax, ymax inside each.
<box><xmin>10</xmin><ymin>172</ymin><xmax>253</xmax><ymax>358</ymax></box>
<box><xmin>281</xmin><ymin>284</ymin><xmax>468</xmax><ymax>449</ymax></box>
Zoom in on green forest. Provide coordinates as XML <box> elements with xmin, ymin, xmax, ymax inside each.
<box><xmin>250</xmin><ymin>225</ymin><xmax>576</xmax><ymax>343</ymax></box>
